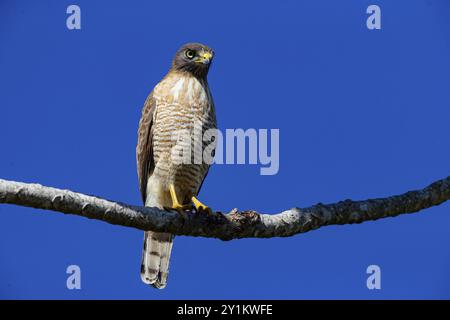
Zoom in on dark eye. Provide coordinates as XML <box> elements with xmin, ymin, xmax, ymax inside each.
<box><xmin>185</xmin><ymin>49</ymin><xmax>195</xmax><ymax>59</ymax></box>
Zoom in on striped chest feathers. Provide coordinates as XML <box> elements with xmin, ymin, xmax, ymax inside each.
<box><xmin>152</xmin><ymin>72</ymin><xmax>215</xmax><ymax>123</ymax></box>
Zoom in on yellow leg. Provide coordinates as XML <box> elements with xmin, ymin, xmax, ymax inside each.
<box><xmin>191</xmin><ymin>196</ymin><xmax>212</xmax><ymax>215</ymax></box>
<box><xmin>169</xmin><ymin>184</ymin><xmax>192</xmax><ymax>213</ymax></box>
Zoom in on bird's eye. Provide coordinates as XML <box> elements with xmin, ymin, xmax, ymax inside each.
<box><xmin>185</xmin><ymin>49</ymin><xmax>195</xmax><ymax>59</ymax></box>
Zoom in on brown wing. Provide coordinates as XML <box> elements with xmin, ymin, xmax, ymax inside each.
<box><xmin>136</xmin><ymin>92</ymin><xmax>157</xmax><ymax>204</ymax></box>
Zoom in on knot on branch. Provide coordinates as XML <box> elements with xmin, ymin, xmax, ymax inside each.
<box><xmin>228</xmin><ymin>209</ymin><xmax>261</xmax><ymax>227</ymax></box>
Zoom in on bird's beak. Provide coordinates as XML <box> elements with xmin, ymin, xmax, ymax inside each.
<box><xmin>197</xmin><ymin>52</ymin><xmax>213</xmax><ymax>65</ymax></box>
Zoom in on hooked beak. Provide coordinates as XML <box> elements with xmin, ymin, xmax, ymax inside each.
<box><xmin>197</xmin><ymin>51</ymin><xmax>213</xmax><ymax>65</ymax></box>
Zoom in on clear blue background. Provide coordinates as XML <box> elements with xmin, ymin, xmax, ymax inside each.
<box><xmin>1</xmin><ymin>0</ymin><xmax>450</xmax><ymax>299</ymax></box>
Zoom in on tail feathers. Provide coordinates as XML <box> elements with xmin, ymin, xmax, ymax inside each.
<box><xmin>141</xmin><ymin>231</ymin><xmax>174</xmax><ymax>289</ymax></box>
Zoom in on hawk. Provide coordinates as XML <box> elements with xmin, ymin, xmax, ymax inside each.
<box><xmin>136</xmin><ymin>43</ymin><xmax>216</xmax><ymax>289</ymax></box>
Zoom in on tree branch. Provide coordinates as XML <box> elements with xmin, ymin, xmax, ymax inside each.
<box><xmin>0</xmin><ymin>177</ymin><xmax>449</xmax><ymax>241</ymax></box>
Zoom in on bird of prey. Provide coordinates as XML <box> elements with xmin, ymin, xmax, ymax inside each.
<box><xmin>136</xmin><ymin>43</ymin><xmax>216</xmax><ymax>289</ymax></box>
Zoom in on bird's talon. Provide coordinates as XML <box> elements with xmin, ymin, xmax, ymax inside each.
<box><xmin>172</xmin><ymin>204</ymin><xmax>193</xmax><ymax>217</ymax></box>
<box><xmin>169</xmin><ymin>184</ymin><xmax>194</xmax><ymax>215</ymax></box>
<box><xmin>200</xmin><ymin>207</ymin><xmax>213</xmax><ymax>215</ymax></box>
<box><xmin>192</xmin><ymin>196</ymin><xmax>213</xmax><ymax>215</ymax></box>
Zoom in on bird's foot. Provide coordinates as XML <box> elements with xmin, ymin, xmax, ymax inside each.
<box><xmin>174</xmin><ymin>203</ymin><xmax>194</xmax><ymax>213</ymax></box>
<box><xmin>169</xmin><ymin>184</ymin><xmax>193</xmax><ymax>215</ymax></box>
<box><xmin>191</xmin><ymin>196</ymin><xmax>213</xmax><ymax>215</ymax></box>
<box><xmin>164</xmin><ymin>202</ymin><xmax>193</xmax><ymax>218</ymax></box>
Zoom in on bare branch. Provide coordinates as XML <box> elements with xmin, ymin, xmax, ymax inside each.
<box><xmin>0</xmin><ymin>177</ymin><xmax>449</xmax><ymax>241</ymax></box>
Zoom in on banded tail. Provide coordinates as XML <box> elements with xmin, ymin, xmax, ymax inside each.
<box><xmin>140</xmin><ymin>231</ymin><xmax>174</xmax><ymax>289</ymax></box>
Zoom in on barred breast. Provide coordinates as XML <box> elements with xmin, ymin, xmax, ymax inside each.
<box><xmin>150</xmin><ymin>71</ymin><xmax>216</xmax><ymax>206</ymax></box>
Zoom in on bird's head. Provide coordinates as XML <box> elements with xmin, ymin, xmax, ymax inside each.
<box><xmin>171</xmin><ymin>43</ymin><xmax>214</xmax><ymax>78</ymax></box>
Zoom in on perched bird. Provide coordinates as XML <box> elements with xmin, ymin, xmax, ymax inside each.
<box><xmin>136</xmin><ymin>43</ymin><xmax>216</xmax><ymax>289</ymax></box>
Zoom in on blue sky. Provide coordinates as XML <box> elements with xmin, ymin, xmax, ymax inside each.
<box><xmin>1</xmin><ymin>0</ymin><xmax>450</xmax><ymax>299</ymax></box>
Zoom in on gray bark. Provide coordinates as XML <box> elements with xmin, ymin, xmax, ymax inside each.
<box><xmin>0</xmin><ymin>177</ymin><xmax>449</xmax><ymax>241</ymax></box>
